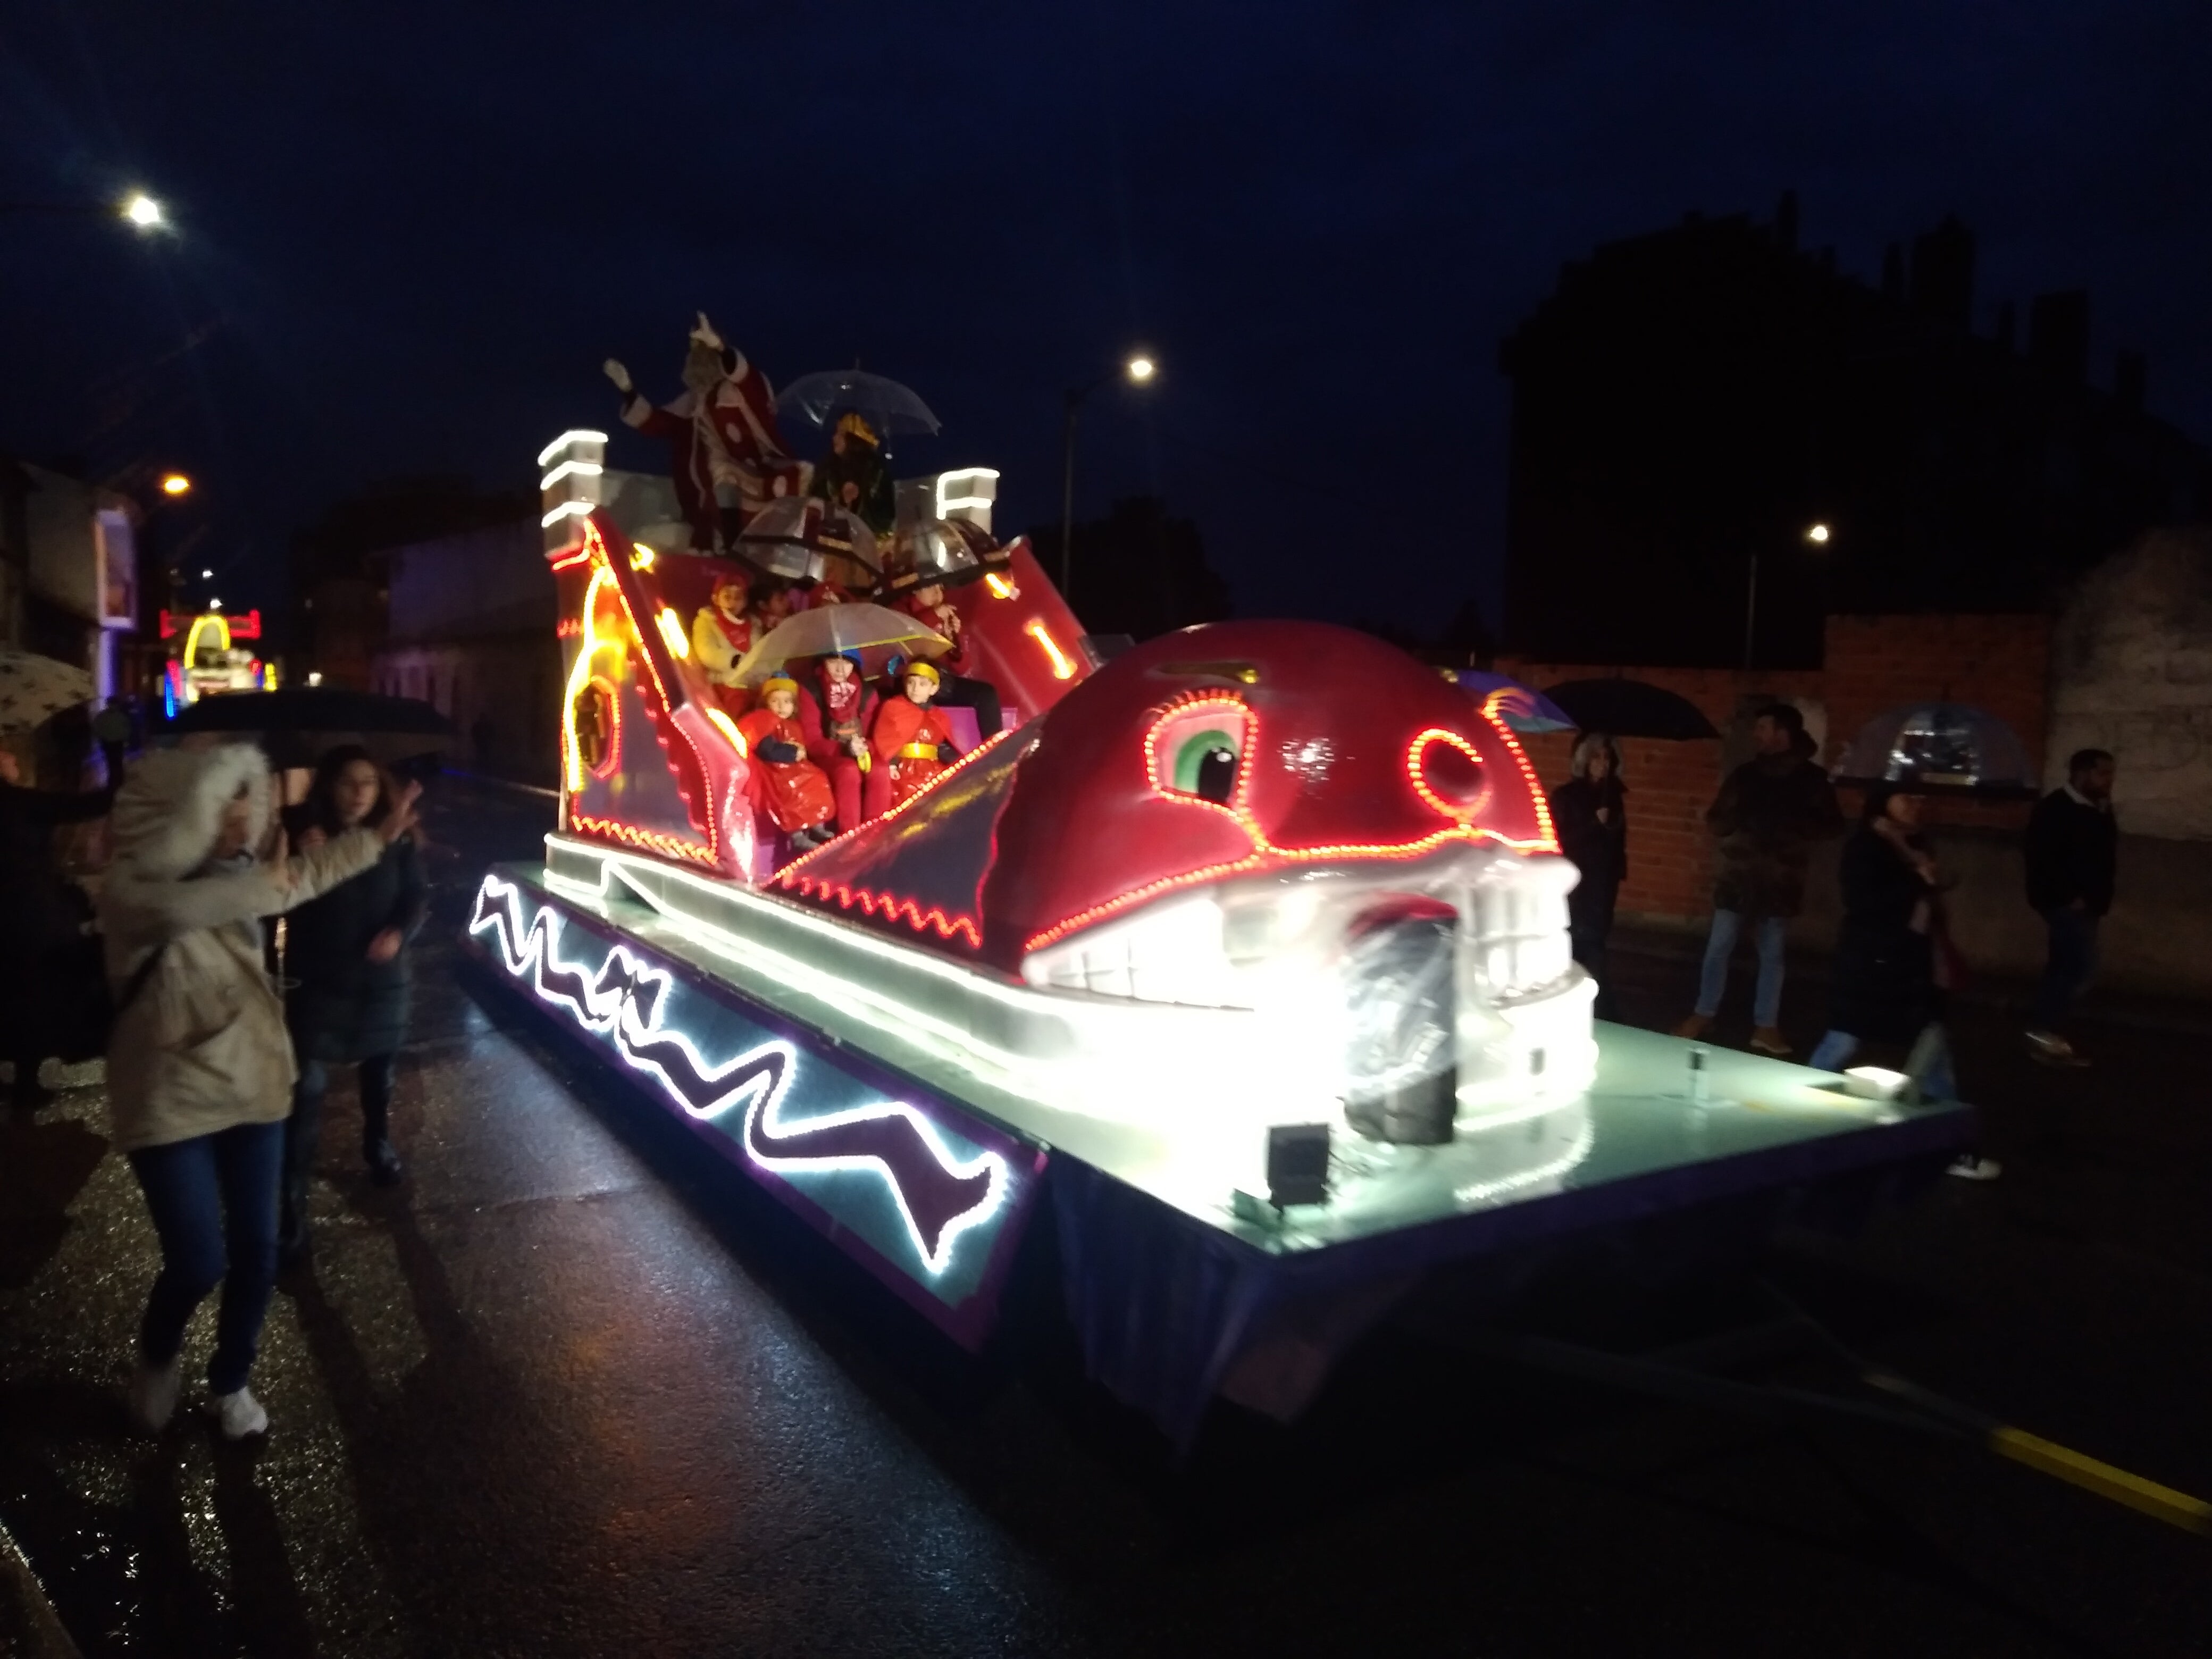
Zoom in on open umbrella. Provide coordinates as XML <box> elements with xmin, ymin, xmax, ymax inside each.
<box><xmin>1834</xmin><ymin>702</ymin><xmax>2034</xmax><ymax>794</ymax></box>
<box><xmin>735</xmin><ymin>497</ymin><xmax>883</xmax><ymax>588</ymax></box>
<box><xmin>1454</xmin><ymin>671</ymin><xmax>1573</xmax><ymax>734</ymax></box>
<box><xmin>0</xmin><ymin>649</ymin><xmax>93</xmax><ymax>735</ymax></box>
<box><xmin>731</xmin><ymin>603</ymin><xmax>950</xmax><ymax>686</ymax></box>
<box><xmin>165</xmin><ymin>688</ymin><xmax>457</xmax><ymax>768</ymax></box>
<box><xmin>1544</xmin><ymin>678</ymin><xmax>1721</xmax><ymax>741</ymax></box>
<box><xmin>775</xmin><ymin>370</ymin><xmax>940</xmax><ymax>437</ymax></box>
<box><xmin>877</xmin><ymin>517</ymin><xmax>1012</xmax><ymax>595</ymax></box>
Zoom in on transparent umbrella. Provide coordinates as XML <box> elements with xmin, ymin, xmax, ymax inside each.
<box><xmin>878</xmin><ymin>517</ymin><xmax>1009</xmax><ymax>594</ymax></box>
<box><xmin>1836</xmin><ymin>702</ymin><xmax>2033</xmax><ymax>792</ymax></box>
<box><xmin>775</xmin><ymin>370</ymin><xmax>940</xmax><ymax>437</ymax></box>
<box><xmin>735</xmin><ymin>497</ymin><xmax>883</xmax><ymax>588</ymax></box>
<box><xmin>731</xmin><ymin>604</ymin><xmax>951</xmax><ymax>686</ymax></box>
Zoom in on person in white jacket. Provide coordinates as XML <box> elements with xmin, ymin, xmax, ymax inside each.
<box><xmin>99</xmin><ymin>741</ymin><xmax>419</xmax><ymax>1439</ymax></box>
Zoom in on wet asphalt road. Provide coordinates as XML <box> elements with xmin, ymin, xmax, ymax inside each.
<box><xmin>1</xmin><ymin>775</ymin><xmax>2208</xmax><ymax>1657</ymax></box>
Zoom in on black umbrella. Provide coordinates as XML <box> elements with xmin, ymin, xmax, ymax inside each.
<box><xmin>164</xmin><ymin>688</ymin><xmax>457</xmax><ymax>768</ymax></box>
<box><xmin>1543</xmin><ymin>678</ymin><xmax>1721</xmax><ymax>741</ymax></box>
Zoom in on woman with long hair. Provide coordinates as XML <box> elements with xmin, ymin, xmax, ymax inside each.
<box><xmin>1808</xmin><ymin>785</ymin><xmax>1989</xmax><ymax>1175</ymax></box>
<box><xmin>1549</xmin><ymin>731</ymin><xmax>1627</xmax><ymax>1019</ymax></box>
<box><xmin>279</xmin><ymin>746</ymin><xmax>428</xmax><ymax>1258</ymax></box>
<box><xmin>102</xmin><ymin>742</ymin><xmax>418</xmax><ymax>1437</ymax></box>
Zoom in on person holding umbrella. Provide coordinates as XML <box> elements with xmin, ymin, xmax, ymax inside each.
<box><xmin>799</xmin><ymin>651</ymin><xmax>886</xmax><ymax>833</ymax></box>
<box><xmin>1548</xmin><ymin>732</ymin><xmax>1627</xmax><ymax>1019</ymax></box>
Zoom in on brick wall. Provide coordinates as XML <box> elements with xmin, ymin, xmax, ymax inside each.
<box><xmin>1499</xmin><ymin>613</ymin><xmax>2050</xmax><ymax>923</ymax></box>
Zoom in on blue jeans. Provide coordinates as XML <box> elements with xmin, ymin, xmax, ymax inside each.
<box><xmin>2029</xmin><ymin>907</ymin><xmax>2098</xmax><ymax>1033</ymax></box>
<box><xmin>1695</xmin><ymin>909</ymin><xmax>1788</xmax><ymax>1028</ymax></box>
<box><xmin>282</xmin><ymin>1053</ymin><xmax>396</xmax><ymax>1250</ymax></box>
<box><xmin>1808</xmin><ymin>1027</ymin><xmax>1958</xmax><ymax>1100</ymax></box>
<box><xmin>126</xmin><ymin>1120</ymin><xmax>286</xmax><ymax>1395</ymax></box>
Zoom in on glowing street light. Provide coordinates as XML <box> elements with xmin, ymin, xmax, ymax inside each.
<box><xmin>200</xmin><ymin>568</ymin><xmax>213</xmax><ymax>579</ymax></box>
<box><xmin>121</xmin><ymin>192</ymin><xmax>164</xmax><ymax>230</ymax></box>
<box><xmin>1805</xmin><ymin>522</ymin><xmax>1832</xmax><ymax>544</ymax></box>
<box><xmin>160</xmin><ymin>472</ymin><xmax>192</xmax><ymax>497</ymax></box>
<box><xmin>208</xmin><ymin>597</ymin><xmax>222</xmax><ymax>611</ymax></box>
<box><xmin>1060</xmin><ymin>350</ymin><xmax>1162</xmax><ymax>595</ymax></box>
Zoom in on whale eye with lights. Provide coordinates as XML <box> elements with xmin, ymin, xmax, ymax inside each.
<box><xmin>1147</xmin><ymin>697</ymin><xmax>1251</xmax><ymax>808</ymax></box>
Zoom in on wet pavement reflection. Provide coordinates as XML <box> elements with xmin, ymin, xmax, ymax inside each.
<box><xmin>0</xmin><ymin>776</ymin><xmax>2206</xmax><ymax>1656</ymax></box>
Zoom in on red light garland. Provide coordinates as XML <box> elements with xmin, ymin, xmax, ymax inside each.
<box><xmin>1025</xmin><ymin>692</ymin><xmax>1560</xmax><ymax>954</ymax></box>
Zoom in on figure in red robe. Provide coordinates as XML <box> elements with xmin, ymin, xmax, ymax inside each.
<box><xmin>890</xmin><ymin>582</ymin><xmax>1003</xmax><ymax>737</ymax></box>
<box><xmin>799</xmin><ymin>651</ymin><xmax>887</xmax><ymax>833</ymax></box>
<box><xmin>604</xmin><ymin>313</ymin><xmax>810</xmax><ymax>552</ymax></box>
<box><xmin>871</xmin><ymin>661</ymin><xmax>960</xmax><ymax>810</ymax></box>
<box><xmin>689</xmin><ymin>569</ymin><xmax>755</xmax><ymax>718</ymax></box>
<box><xmin>737</xmin><ymin>677</ymin><xmax>837</xmax><ymax>851</ymax></box>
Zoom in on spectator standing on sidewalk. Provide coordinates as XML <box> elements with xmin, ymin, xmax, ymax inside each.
<box><xmin>279</xmin><ymin>747</ymin><xmax>427</xmax><ymax>1260</ymax></box>
<box><xmin>1674</xmin><ymin>705</ymin><xmax>1842</xmax><ymax>1055</ymax></box>
<box><xmin>2023</xmin><ymin>748</ymin><xmax>2117</xmax><ymax>1068</ymax></box>
<box><xmin>100</xmin><ymin>742</ymin><xmax>418</xmax><ymax>1440</ymax></box>
<box><xmin>1549</xmin><ymin>732</ymin><xmax>1627</xmax><ymax>1019</ymax></box>
<box><xmin>0</xmin><ymin>736</ymin><xmax>120</xmax><ymax>1108</ymax></box>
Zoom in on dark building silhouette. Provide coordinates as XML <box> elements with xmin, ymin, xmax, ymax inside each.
<box><xmin>1499</xmin><ymin>198</ymin><xmax>2212</xmax><ymax>668</ymax></box>
<box><xmin>288</xmin><ymin>476</ymin><xmax>532</xmax><ymax>686</ymax></box>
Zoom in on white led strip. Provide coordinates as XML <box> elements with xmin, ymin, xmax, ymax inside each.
<box><xmin>471</xmin><ymin>874</ymin><xmax>1011</xmax><ymax>1276</ymax></box>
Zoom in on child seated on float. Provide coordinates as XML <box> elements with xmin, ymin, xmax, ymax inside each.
<box><xmin>889</xmin><ymin>581</ymin><xmax>1003</xmax><ymax>737</ymax></box>
<box><xmin>870</xmin><ymin>661</ymin><xmax>961</xmax><ymax>810</ymax></box>
<box><xmin>690</xmin><ymin>569</ymin><xmax>754</xmax><ymax>717</ymax></box>
<box><xmin>738</xmin><ymin>676</ymin><xmax>837</xmax><ymax>852</ymax></box>
<box><xmin>798</xmin><ymin>651</ymin><xmax>887</xmax><ymax>833</ymax></box>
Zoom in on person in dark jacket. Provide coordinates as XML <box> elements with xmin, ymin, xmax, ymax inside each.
<box><xmin>0</xmin><ymin>740</ymin><xmax>119</xmax><ymax>1108</ymax></box>
<box><xmin>1675</xmin><ymin>705</ymin><xmax>1843</xmax><ymax>1057</ymax></box>
<box><xmin>2022</xmin><ymin>748</ymin><xmax>2117</xmax><ymax>1067</ymax></box>
<box><xmin>1808</xmin><ymin>787</ymin><xmax>1992</xmax><ymax>1178</ymax></box>
<box><xmin>280</xmin><ymin>747</ymin><xmax>427</xmax><ymax>1254</ymax></box>
<box><xmin>1549</xmin><ymin>731</ymin><xmax>1627</xmax><ymax>1019</ymax></box>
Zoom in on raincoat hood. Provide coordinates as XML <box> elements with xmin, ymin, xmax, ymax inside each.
<box><xmin>111</xmin><ymin>743</ymin><xmax>271</xmax><ymax>882</ymax></box>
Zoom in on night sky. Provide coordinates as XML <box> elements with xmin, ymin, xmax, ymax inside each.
<box><xmin>6</xmin><ymin>2</ymin><xmax>2210</xmax><ymax>633</ymax></box>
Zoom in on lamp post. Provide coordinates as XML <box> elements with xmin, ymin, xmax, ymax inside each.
<box><xmin>1743</xmin><ymin>522</ymin><xmax>1832</xmax><ymax>671</ymax></box>
<box><xmin>1059</xmin><ymin>353</ymin><xmax>1157</xmax><ymax>599</ymax></box>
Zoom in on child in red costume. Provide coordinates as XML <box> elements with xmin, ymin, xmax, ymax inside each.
<box><xmin>800</xmin><ymin>651</ymin><xmax>887</xmax><ymax>833</ymax></box>
<box><xmin>690</xmin><ymin>569</ymin><xmax>755</xmax><ymax>718</ymax></box>
<box><xmin>737</xmin><ymin>677</ymin><xmax>837</xmax><ymax>851</ymax></box>
<box><xmin>871</xmin><ymin>661</ymin><xmax>959</xmax><ymax>809</ymax></box>
<box><xmin>891</xmin><ymin>583</ymin><xmax>1003</xmax><ymax>737</ymax></box>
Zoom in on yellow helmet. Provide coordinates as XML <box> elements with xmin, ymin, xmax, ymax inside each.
<box><xmin>835</xmin><ymin>410</ymin><xmax>880</xmax><ymax>447</ymax></box>
<box><xmin>902</xmin><ymin>660</ymin><xmax>941</xmax><ymax>688</ymax></box>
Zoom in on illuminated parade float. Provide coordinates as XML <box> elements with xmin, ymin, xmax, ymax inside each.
<box><xmin>464</xmin><ymin>345</ymin><xmax>1976</xmax><ymax>1447</ymax></box>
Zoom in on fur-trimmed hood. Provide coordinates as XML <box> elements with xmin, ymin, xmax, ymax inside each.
<box><xmin>110</xmin><ymin>742</ymin><xmax>272</xmax><ymax>882</ymax></box>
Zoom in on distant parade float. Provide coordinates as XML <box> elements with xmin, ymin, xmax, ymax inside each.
<box><xmin>466</xmin><ymin>315</ymin><xmax>1974</xmax><ymax>1446</ymax></box>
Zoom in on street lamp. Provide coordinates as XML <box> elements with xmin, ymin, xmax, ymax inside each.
<box><xmin>161</xmin><ymin>472</ymin><xmax>192</xmax><ymax>497</ymax></box>
<box><xmin>121</xmin><ymin>192</ymin><xmax>164</xmax><ymax>230</ymax></box>
<box><xmin>1743</xmin><ymin>522</ymin><xmax>1835</xmax><ymax>671</ymax></box>
<box><xmin>1059</xmin><ymin>351</ymin><xmax>1159</xmax><ymax>598</ymax></box>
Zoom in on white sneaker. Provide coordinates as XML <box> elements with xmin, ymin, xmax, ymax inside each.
<box><xmin>213</xmin><ymin>1387</ymin><xmax>269</xmax><ymax>1439</ymax></box>
<box><xmin>1947</xmin><ymin>1155</ymin><xmax>2002</xmax><ymax>1182</ymax></box>
<box><xmin>128</xmin><ymin>1356</ymin><xmax>183</xmax><ymax>1433</ymax></box>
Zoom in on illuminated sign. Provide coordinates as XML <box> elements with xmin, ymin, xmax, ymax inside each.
<box><xmin>467</xmin><ymin>874</ymin><xmax>1038</xmax><ymax>1335</ymax></box>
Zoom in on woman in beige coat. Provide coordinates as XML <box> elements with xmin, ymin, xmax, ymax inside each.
<box><xmin>100</xmin><ymin>741</ymin><xmax>418</xmax><ymax>1438</ymax></box>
